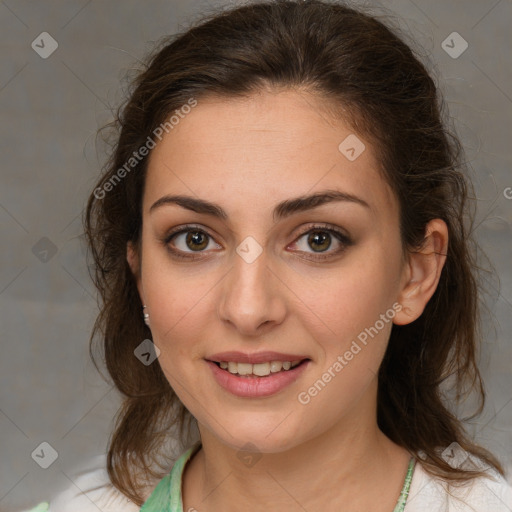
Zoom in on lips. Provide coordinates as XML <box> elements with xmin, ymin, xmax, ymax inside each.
<box><xmin>206</xmin><ymin>358</ymin><xmax>311</xmax><ymax>398</ymax></box>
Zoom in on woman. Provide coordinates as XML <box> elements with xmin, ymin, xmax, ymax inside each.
<box><xmin>26</xmin><ymin>1</ymin><xmax>512</xmax><ymax>510</ymax></box>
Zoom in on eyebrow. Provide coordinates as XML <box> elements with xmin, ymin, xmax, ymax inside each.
<box><xmin>149</xmin><ymin>189</ymin><xmax>370</xmax><ymax>222</ymax></box>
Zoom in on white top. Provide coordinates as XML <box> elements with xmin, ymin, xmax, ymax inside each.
<box><xmin>405</xmin><ymin>454</ymin><xmax>512</xmax><ymax>511</ymax></box>
<box><xmin>21</xmin><ymin>449</ymin><xmax>512</xmax><ymax>511</ymax></box>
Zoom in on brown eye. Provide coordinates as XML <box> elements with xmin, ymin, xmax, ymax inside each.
<box><xmin>164</xmin><ymin>225</ymin><xmax>221</xmax><ymax>259</ymax></box>
<box><xmin>306</xmin><ymin>230</ymin><xmax>332</xmax><ymax>252</ymax></box>
<box><xmin>183</xmin><ymin>231</ymin><xmax>209</xmax><ymax>251</ymax></box>
<box><xmin>290</xmin><ymin>224</ymin><xmax>353</xmax><ymax>260</ymax></box>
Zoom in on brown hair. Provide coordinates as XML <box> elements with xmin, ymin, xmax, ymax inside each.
<box><xmin>84</xmin><ymin>0</ymin><xmax>504</xmax><ymax>505</ymax></box>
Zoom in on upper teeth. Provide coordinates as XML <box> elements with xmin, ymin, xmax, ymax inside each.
<box><xmin>219</xmin><ymin>360</ymin><xmax>302</xmax><ymax>376</ymax></box>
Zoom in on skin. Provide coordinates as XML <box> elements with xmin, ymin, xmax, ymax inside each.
<box><xmin>127</xmin><ymin>88</ymin><xmax>448</xmax><ymax>511</ymax></box>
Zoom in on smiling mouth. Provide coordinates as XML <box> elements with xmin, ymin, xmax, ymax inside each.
<box><xmin>210</xmin><ymin>359</ymin><xmax>310</xmax><ymax>377</ymax></box>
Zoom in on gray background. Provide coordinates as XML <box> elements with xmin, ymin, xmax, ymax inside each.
<box><xmin>1</xmin><ymin>0</ymin><xmax>511</xmax><ymax>510</ymax></box>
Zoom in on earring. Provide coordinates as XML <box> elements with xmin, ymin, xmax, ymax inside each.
<box><xmin>142</xmin><ymin>305</ymin><xmax>150</xmax><ymax>326</ymax></box>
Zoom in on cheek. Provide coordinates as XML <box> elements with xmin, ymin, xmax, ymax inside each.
<box><xmin>290</xmin><ymin>248</ymin><xmax>401</xmax><ymax>379</ymax></box>
<box><xmin>140</xmin><ymin>252</ymin><xmax>213</xmax><ymax>357</ymax></box>
<box><xmin>296</xmin><ymin>252</ymin><xmax>400</xmax><ymax>335</ymax></box>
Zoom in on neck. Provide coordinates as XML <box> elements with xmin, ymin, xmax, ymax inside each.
<box><xmin>182</xmin><ymin>384</ymin><xmax>412</xmax><ymax>512</ymax></box>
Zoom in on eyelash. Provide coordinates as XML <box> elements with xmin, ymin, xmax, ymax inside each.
<box><xmin>162</xmin><ymin>223</ymin><xmax>353</xmax><ymax>261</ymax></box>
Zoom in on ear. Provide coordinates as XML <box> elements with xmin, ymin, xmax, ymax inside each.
<box><xmin>127</xmin><ymin>241</ymin><xmax>145</xmax><ymax>304</ymax></box>
<box><xmin>393</xmin><ymin>219</ymin><xmax>449</xmax><ymax>325</ymax></box>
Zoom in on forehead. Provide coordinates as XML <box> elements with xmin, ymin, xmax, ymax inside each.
<box><xmin>144</xmin><ymin>89</ymin><xmax>397</xmax><ymax>220</ymax></box>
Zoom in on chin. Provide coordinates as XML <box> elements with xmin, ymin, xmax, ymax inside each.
<box><xmin>229</xmin><ymin>437</ymin><xmax>296</xmax><ymax>455</ymax></box>
<box><xmin>213</xmin><ymin>423</ymin><xmax>303</xmax><ymax>454</ymax></box>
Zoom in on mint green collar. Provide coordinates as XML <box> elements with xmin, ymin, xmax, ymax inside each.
<box><xmin>394</xmin><ymin>456</ymin><xmax>416</xmax><ymax>512</ymax></box>
<box><xmin>140</xmin><ymin>443</ymin><xmax>415</xmax><ymax>512</ymax></box>
<box><xmin>140</xmin><ymin>441</ymin><xmax>201</xmax><ymax>512</ymax></box>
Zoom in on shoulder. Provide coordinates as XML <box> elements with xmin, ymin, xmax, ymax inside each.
<box><xmin>27</xmin><ymin>434</ymin><xmax>199</xmax><ymax>512</ymax></box>
<box><xmin>405</xmin><ymin>448</ymin><xmax>512</xmax><ymax>512</ymax></box>
<box><xmin>24</xmin><ymin>454</ymin><xmax>148</xmax><ymax>512</ymax></box>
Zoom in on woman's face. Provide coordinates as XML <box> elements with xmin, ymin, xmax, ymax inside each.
<box><xmin>132</xmin><ymin>89</ymin><xmax>409</xmax><ymax>453</ymax></box>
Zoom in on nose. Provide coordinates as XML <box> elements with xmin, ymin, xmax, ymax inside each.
<box><xmin>217</xmin><ymin>245</ymin><xmax>287</xmax><ymax>337</ymax></box>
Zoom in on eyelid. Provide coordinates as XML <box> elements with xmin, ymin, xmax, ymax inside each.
<box><xmin>293</xmin><ymin>222</ymin><xmax>351</xmax><ymax>241</ymax></box>
<box><xmin>163</xmin><ymin>222</ymin><xmax>351</xmax><ymax>242</ymax></box>
<box><xmin>163</xmin><ymin>223</ymin><xmax>215</xmax><ymax>242</ymax></box>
